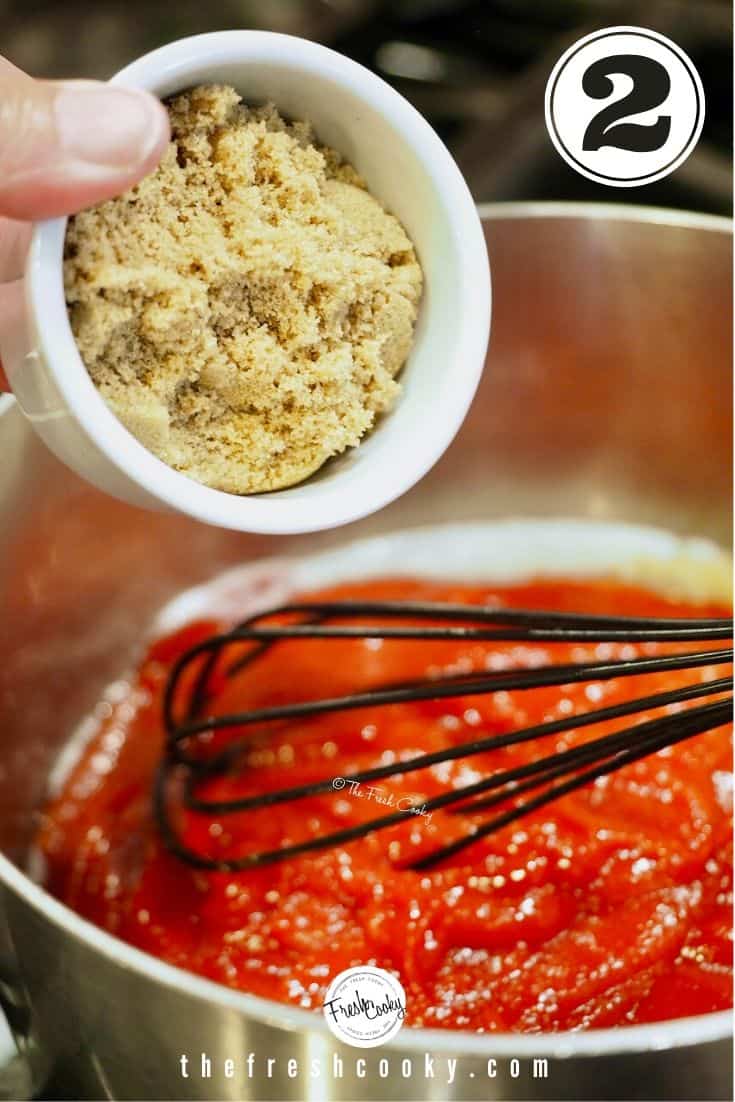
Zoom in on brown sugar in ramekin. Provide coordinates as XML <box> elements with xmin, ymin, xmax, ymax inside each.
<box><xmin>64</xmin><ymin>85</ymin><xmax>423</xmax><ymax>493</ymax></box>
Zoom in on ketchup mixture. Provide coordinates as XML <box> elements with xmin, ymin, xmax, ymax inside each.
<box><xmin>38</xmin><ymin>576</ymin><xmax>733</xmax><ymax>1032</ymax></box>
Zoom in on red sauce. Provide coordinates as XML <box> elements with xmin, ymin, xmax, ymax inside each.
<box><xmin>38</xmin><ymin>577</ymin><xmax>732</xmax><ymax>1032</ymax></box>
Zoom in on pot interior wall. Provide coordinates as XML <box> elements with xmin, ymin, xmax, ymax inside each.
<box><xmin>0</xmin><ymin>209</ymin><xmax>731</xmax><ymax>861</ymax></box>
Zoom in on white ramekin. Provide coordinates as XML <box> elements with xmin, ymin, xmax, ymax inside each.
<box><xmin>9</xmin><ymin>31</ymin><xmax>491</xmax><ymax>534</ymax></box>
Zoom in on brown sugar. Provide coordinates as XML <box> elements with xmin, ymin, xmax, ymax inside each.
<box><xmin>64</xmin><ymin>85</ymin><xmax>423</xmax><ymax>493</ymax></box>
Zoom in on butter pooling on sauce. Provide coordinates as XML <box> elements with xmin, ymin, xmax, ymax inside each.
<box><xmin>37</xmin><ymin>576</ymin><xmax>732</xmax><ymax>1032</ymax></box>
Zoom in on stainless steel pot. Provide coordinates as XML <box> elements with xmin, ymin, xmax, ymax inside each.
<box><xmin>0</xmin><ymin>204</ymin><xmax>731</xmax><ymax>1102</ymax></box>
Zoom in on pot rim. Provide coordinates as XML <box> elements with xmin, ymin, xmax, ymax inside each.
<box><xmin>476</xmin><ymin>199</ymin><xmax>732</xmax><ymax>232</ymax></box>
<box><xmin>0</xmin><ymin>200</ymin><xmax>731</xmax><ymax>1059</ymax></box>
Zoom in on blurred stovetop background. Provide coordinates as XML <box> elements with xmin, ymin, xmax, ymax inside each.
<box><xmin>0</xmin><ymin>0</ymin><xmax>731</xmax><ymax>213</ymax></box>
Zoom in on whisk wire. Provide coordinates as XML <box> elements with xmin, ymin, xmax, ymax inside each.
<box><xmin>155</xmin><ymin>601</ymin><xmax>733</xmax><ymax>872</ymax></box>
<box><xmin>168</xmin><ymin>649</ymin><xmax>731</xmax><ymax>748</ymax></box>
<box><xmin>184</xmin><ymin>676</ymin><xmax>732</xmax><ymax>813</ymax></box>
<box><xmin>165</xmin><ymin>604</ymin><xmax>731</xmax><ymax>728</ymax></box>
<box><xmin>413</xmin><ymin>696</ymin><xmax>731</xmax><ymax>869</ymax></box>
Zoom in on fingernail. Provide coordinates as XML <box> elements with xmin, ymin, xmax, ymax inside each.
<box><xmin>55</xmin><ymin>82</ymin><xmax>165</xmax><ymax>169</ymax></box>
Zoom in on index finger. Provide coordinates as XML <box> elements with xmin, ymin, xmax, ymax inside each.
<box><xmin>0</xmin><ymin>218</ymin><xmax>32</xmax><ymax>390</ymax></box>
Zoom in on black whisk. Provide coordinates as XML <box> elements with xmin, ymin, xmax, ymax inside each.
<box><xmin>154</xmin><ymin>600</ymin><xmax>733</xmax><ymax>872</ymax></box>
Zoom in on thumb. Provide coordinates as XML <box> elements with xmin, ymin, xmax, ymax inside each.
<box><xmin>0</xmin><ymin>60</ymin><xmax>170</xmax><ymax>221</ymax></box>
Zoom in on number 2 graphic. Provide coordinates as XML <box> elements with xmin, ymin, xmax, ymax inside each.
<box><xmin>582</xmin><ymin>55</ymin><xmax>671</xmax><ymax>152</ymax></box>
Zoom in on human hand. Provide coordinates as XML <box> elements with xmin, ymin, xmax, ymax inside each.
<box><xmin>0</xmin><ymin>55</ymin><xmax>169</xmax><ymax>388</ymax></box>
